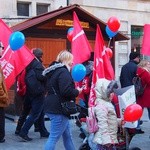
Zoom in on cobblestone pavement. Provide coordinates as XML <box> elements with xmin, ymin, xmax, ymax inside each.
<box><xmin>1</xmin><ymin>108</ymin><xmax>149</xmax><ymax>150</ymax></box>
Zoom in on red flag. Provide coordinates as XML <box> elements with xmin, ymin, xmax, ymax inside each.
<box><xmin>141</xmin><ymin>24</ymin><xmax>150</xmax><ymax>56</ymax></box>
<box><xmin>72</xmin><ymin>11</ymin><xmax>91</xmax><ymax>65</ymax></box>
<box><xmin>95</xmin><ymin>24</ymin><xmax>114</xmax><ymax>80</ymax></box>
<box><xmin>102</xmin><ymin>52</ymin><xmax>115</xmax><ymax>80</ymax></box>
<box><xmin>0</xmin><ymin>19</ymin><xmax>34</xmax><ymax>90</ymax></box>
<box><xmin>88</xmin><ymin>24</ymin><xmax>114</xmax><ymax>106</ymax></box>
<box><xmin>88</xmin><ymin>24</ymin><xmax>105</xmax><ymax>106</ymax></box>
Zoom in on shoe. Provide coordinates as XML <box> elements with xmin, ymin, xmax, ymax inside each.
<box><xmin>0</xmin><ymin>139</ymin><xmax>5</xmax><ymax>143</ymax></box>
<box><xmin>79</xmin><ymin>133</ymin><xmax>86</xmax><ymax>139</ymax></box>
<box><xmin>15</xmin><ymin>130</ymin><xmax>20</xmax><ymax>135</ymax></box>
<box><xmin>19</xmin><ymin>133</ymin><xmax>32</xmax><ymax>142</ymax></box>
<box><xmin>75</xmin><ymin>120</ymin><xmax>81</xmax><ymax>128</ymax></box>
<box><xmin>139</xmin><ymin>120</ymin><xmax>143</xmax><ymax>125</ymax></box>
<box><xmin>34</xmin><ymin>128</ymin><xmax>40</xmax><ymax>132</ymax></box>
<box><xmin>40</xmin><ymin>132</ymin><xmax>49</xmax><ymax>138</ymax></box>
<box><xmin>135</xmin><ymin>129</ymin><xmax>145</xmax><ymax>134</ymax></box>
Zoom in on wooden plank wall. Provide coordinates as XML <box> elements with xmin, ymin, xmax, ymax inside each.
<box><xmin>26</xmin><ymin>38</ymin><xmax>67</xmax><ymax>67</ymax></box>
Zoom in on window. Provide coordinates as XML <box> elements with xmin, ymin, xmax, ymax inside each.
<box><xmin>17</xmin><ymin>2</ymin><xmax>30</xmax><ymax>16</ymax></box>
<box><xmin>37</xmin><ymin>4</ymin><xmax>49</xmax><ymax>15</ymax></box>
<box><xmin>131</xmin><ymin>26</ymin><xmax>143</xmax><ymax>53</ymax></box>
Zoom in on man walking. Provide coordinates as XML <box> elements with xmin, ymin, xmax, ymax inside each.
<box><xmin>18</xmin><ymin>48</ymin><xmax>49</xmax><ymax>141</ymax></box>
<box><xmin>120</xmin><ymin>51</ymin><xmax>144</xmax><ymax>134</ymax></box>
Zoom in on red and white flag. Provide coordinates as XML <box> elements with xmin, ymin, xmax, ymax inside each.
<box><xmin>88</xmin><ymin>24</ymin><xmax>104</xmax><ymax>106</ymax></box>
<box><xmin>141</xmin><ymin>24</ymin><xmax>150</xmax><ymax>56</ymax></box>
<box><xmin>88</xmin><ymin>24</ymin><xmax>114</xmax><ymax>106</ymax></box>
<box><xmin>0</xmin><ymin>19</ymin><xmax>34</xmax><ymax>90</ymax></box>
<box><xmin>72</xmin><ymin>11</ymin><xmax>91</xmax><ymax>65</ymax></box>
<box><xmin>102</xmin><ymin>51</ymin><xmax>115</xmax><ymax>80</ymax></box>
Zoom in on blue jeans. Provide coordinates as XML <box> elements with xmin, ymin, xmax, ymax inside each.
<box><xmin>44</xmin><ymin>113</ymin><xmax>75</xmax><ymax>150</ymax></box>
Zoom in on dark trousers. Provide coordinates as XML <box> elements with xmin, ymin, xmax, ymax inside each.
<box><xmin>20</xmin><ymin>94</ymin><xmax>47</xmax><ymax>136</ymax></box>
<box><xmin>0</xmin><ymin>107</ymin><xmax>5</xmax><ymax>140</ymax></box>
<box><xmin>147</xmin><ymin>108</ymin><xmax>150</xmax><ymax>120</ymax></box>
<box><xmin>16</xmin><ymin>97</ymin><xmax>42</xmax><ymax>132</ymax></box>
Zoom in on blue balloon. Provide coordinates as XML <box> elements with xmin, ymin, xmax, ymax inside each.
<box><xmin>71</xmin><ymin>64</ymin><xmax>86</xmax><ymax>82</ymax></box>
<box><xmin>9</xmin><ymin>31</ymin><xmax>25</xmax><ymax>51</ymax></box>
<box><xmin>105</xmin><ymin>25</ymin><xmax>118</xmax><ymax>38</ymax></box>
<box><xmin>67</xmin><ymin>27</ymin><xmax>74</xmax><ymax>34</ymax></box>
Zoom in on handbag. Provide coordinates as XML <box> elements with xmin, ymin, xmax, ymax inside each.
<box><xmin>61</xmin><ymin>100</ymin><xmax>78</xmax><ymax>116</ymax></box>
<box><xmin>52</xmin><ymin>87</ymin><xmax>78</xmax><ymax>116</ymax></box>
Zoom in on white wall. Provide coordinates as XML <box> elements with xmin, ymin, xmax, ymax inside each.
<box><xmin>69</xmin><ymin>0</ymin><xmax>150</xmax><ymax>79</ymax></box>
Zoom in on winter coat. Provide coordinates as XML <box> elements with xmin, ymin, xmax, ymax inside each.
<box><xmin>120</xmin><ymin>60</ymin><xmax>138</xmax><ymax>88</ymax></box>
<box><xmin>25</xmin><ymin>58</ymin><xmax>46</xmax><ymax>96</ymax></box>
<box><xmin>93</xmin><ymin>79</ymin><xmax>120</xmax><ymax>145</ymax></box>
<box><xmin>137</xmin><ymin>67</ymin><xmax>150</xmax><ymax>108</ymax></box>
<box><xmin>0</xmin><ymin>67</ymin><xmax>9</xmax><ymax>107</ymax></box>
<box><xmin>43</xmin><ymin>61</ymin><xmax>79</xmax><ymax>115</ymax></box>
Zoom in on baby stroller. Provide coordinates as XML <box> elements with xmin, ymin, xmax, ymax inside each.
<box><xmin>76</xmin><ymin>100</ymin><xmax>97</xmax><ymax>150</ymax></box>
<box><xmin>78</xmin><ymin>117</ymin><xmax>127</xmax><ymax>150</ymax></box>
<box><xmin>77</xmin><ymin>96</ymin><xmax>133</xmax><ymax>150</ymax></box>
<box><xmin>78</xmin><ymin>119</ymin><xmax>96</xmax><ymax>150</ymax></box>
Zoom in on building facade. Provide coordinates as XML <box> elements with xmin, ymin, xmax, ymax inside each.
<box><xmin>69</xmin><ymin>0</ymin><xmax>150</xmax><ymax>79</ymax></box>
<box><xmin>1</xmin><ymin>0</ymin><xmax>150</xmax><ymax>80</ymax></box>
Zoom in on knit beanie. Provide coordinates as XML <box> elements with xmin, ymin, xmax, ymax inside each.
<box><xmin>129</xmin><ymin>52</ymin><xmax>140</xmax><ymax>60</ymax></box>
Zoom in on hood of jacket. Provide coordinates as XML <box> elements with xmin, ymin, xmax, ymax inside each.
<box><xmin>95</xmin><ymin>79</ymin><xmax>119</xmax><ymax>104</ymax></box>
<box><xmin>95</xmin><ymin>78</ymin><xmax>111</xmax><ymax>103</ymax></box>
<box><xmin>42</xmin><ymin>61</ymin><xmax>65</xmax><ymax>77</ymax></box>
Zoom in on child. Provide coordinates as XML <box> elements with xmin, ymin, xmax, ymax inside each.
<box><xmin>93</xmin><ymin>79</ymin><xmax>123</xmax><ymax>150</ymax></box>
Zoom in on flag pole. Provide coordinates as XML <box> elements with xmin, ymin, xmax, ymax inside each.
<box><xmin>107</xmin><ymin>38</ymin><xmax>112</xmax><ymax>48</ymax></box>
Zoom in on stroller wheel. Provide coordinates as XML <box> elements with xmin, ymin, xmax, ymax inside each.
<box><xmin>78</xmin><ymin>142</ymin><xmax>91</xmax><ymax>150</ymax></box>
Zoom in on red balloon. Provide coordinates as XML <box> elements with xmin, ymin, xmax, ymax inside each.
<box><xmin>107</xmin><ymin>16</ymin><xmax>121</xmax><ymax>32</ymax></box>
<box><xmin>124</xmin><ymin>104</ymin><xmax>143</xmax><ymax>122</ymax></box>
<box><xmin>67</xmin><ymin>30</ymin><xmax>73</xmax><ymax>42</ymax></box>
<box><xmin>106</xmin><ymin>48</ymin><xmax>113</xmax><ymax>59</ymax></box>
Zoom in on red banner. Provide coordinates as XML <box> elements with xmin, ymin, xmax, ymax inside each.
<box><xmin>72</xmin><ymin>11</ymin><xmax>91</xmax><ymax>65</ymax></box>
<box><xmin>141</xmin><ymin>24</ymin><xmax>150</xmax><ymax>56</ymax></box>
<box><xmin>88</xmin><ymin>24</ymin><xmax>105</xmax><ymax>106</ymax></box>
<box><xmin>0</xmin><ymin>19</ymin><xmax>34</xmax><ymax>90</ymax></box>
<box><xmin>88</xmin><ymin>24</ymin><xmax>114</xmax><ymax>106</ymax></box>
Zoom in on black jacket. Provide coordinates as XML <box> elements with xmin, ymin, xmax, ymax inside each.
<box><xmin>25</xmin><ymin>58</ymin><xmax>46</xmax><ymax>95</ymax></box>
<box><xmin>43</xmin><ymin>61</ymin><xmax>79</xmax><ymax>114</ymax></box>
<box><xmin>120</xmin><ymin>60</ymin><xmax>138</xmax><ymax>88</ymax></box>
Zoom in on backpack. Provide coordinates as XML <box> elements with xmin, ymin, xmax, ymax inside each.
<box><xmin>132</xmin><ymin>76</ymin><xmax>146</xmax><ymax>96</ymax></box>
<box><xmin>25</xmin><ymin>69</ymin><xmax>45</xmax><ymax>96</ymax></box>
<box><xmin>86</xmin><ymin>104</ymin><xmax>108</xmax><ymax>133</ymax></box>
<box><xmin>17</xmin><ymin>69</ymin><xmax>26</xmax><ymax>96</ymax></box>
<box><xmin>86</xmin><ymin>107</ymin><xmax>98</xmax><ymax>133</ymax></box>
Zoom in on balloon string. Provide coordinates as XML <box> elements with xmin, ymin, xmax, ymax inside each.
<box><xmin>108</xmin><ymin>38</ymin><xmax>112</xmax><ymax>48</ymax></box>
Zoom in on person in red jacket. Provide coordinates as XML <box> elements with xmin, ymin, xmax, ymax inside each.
<box><xmin>136</xmin><ymin>59</ymin><xmax>150</xmax><ymax>119</ymax></box>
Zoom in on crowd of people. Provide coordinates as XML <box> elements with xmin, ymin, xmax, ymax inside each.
<box><xmin>0</xmin><ymin>45</ymin><xmax>149</xmax><ymax>150</ymax></box>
